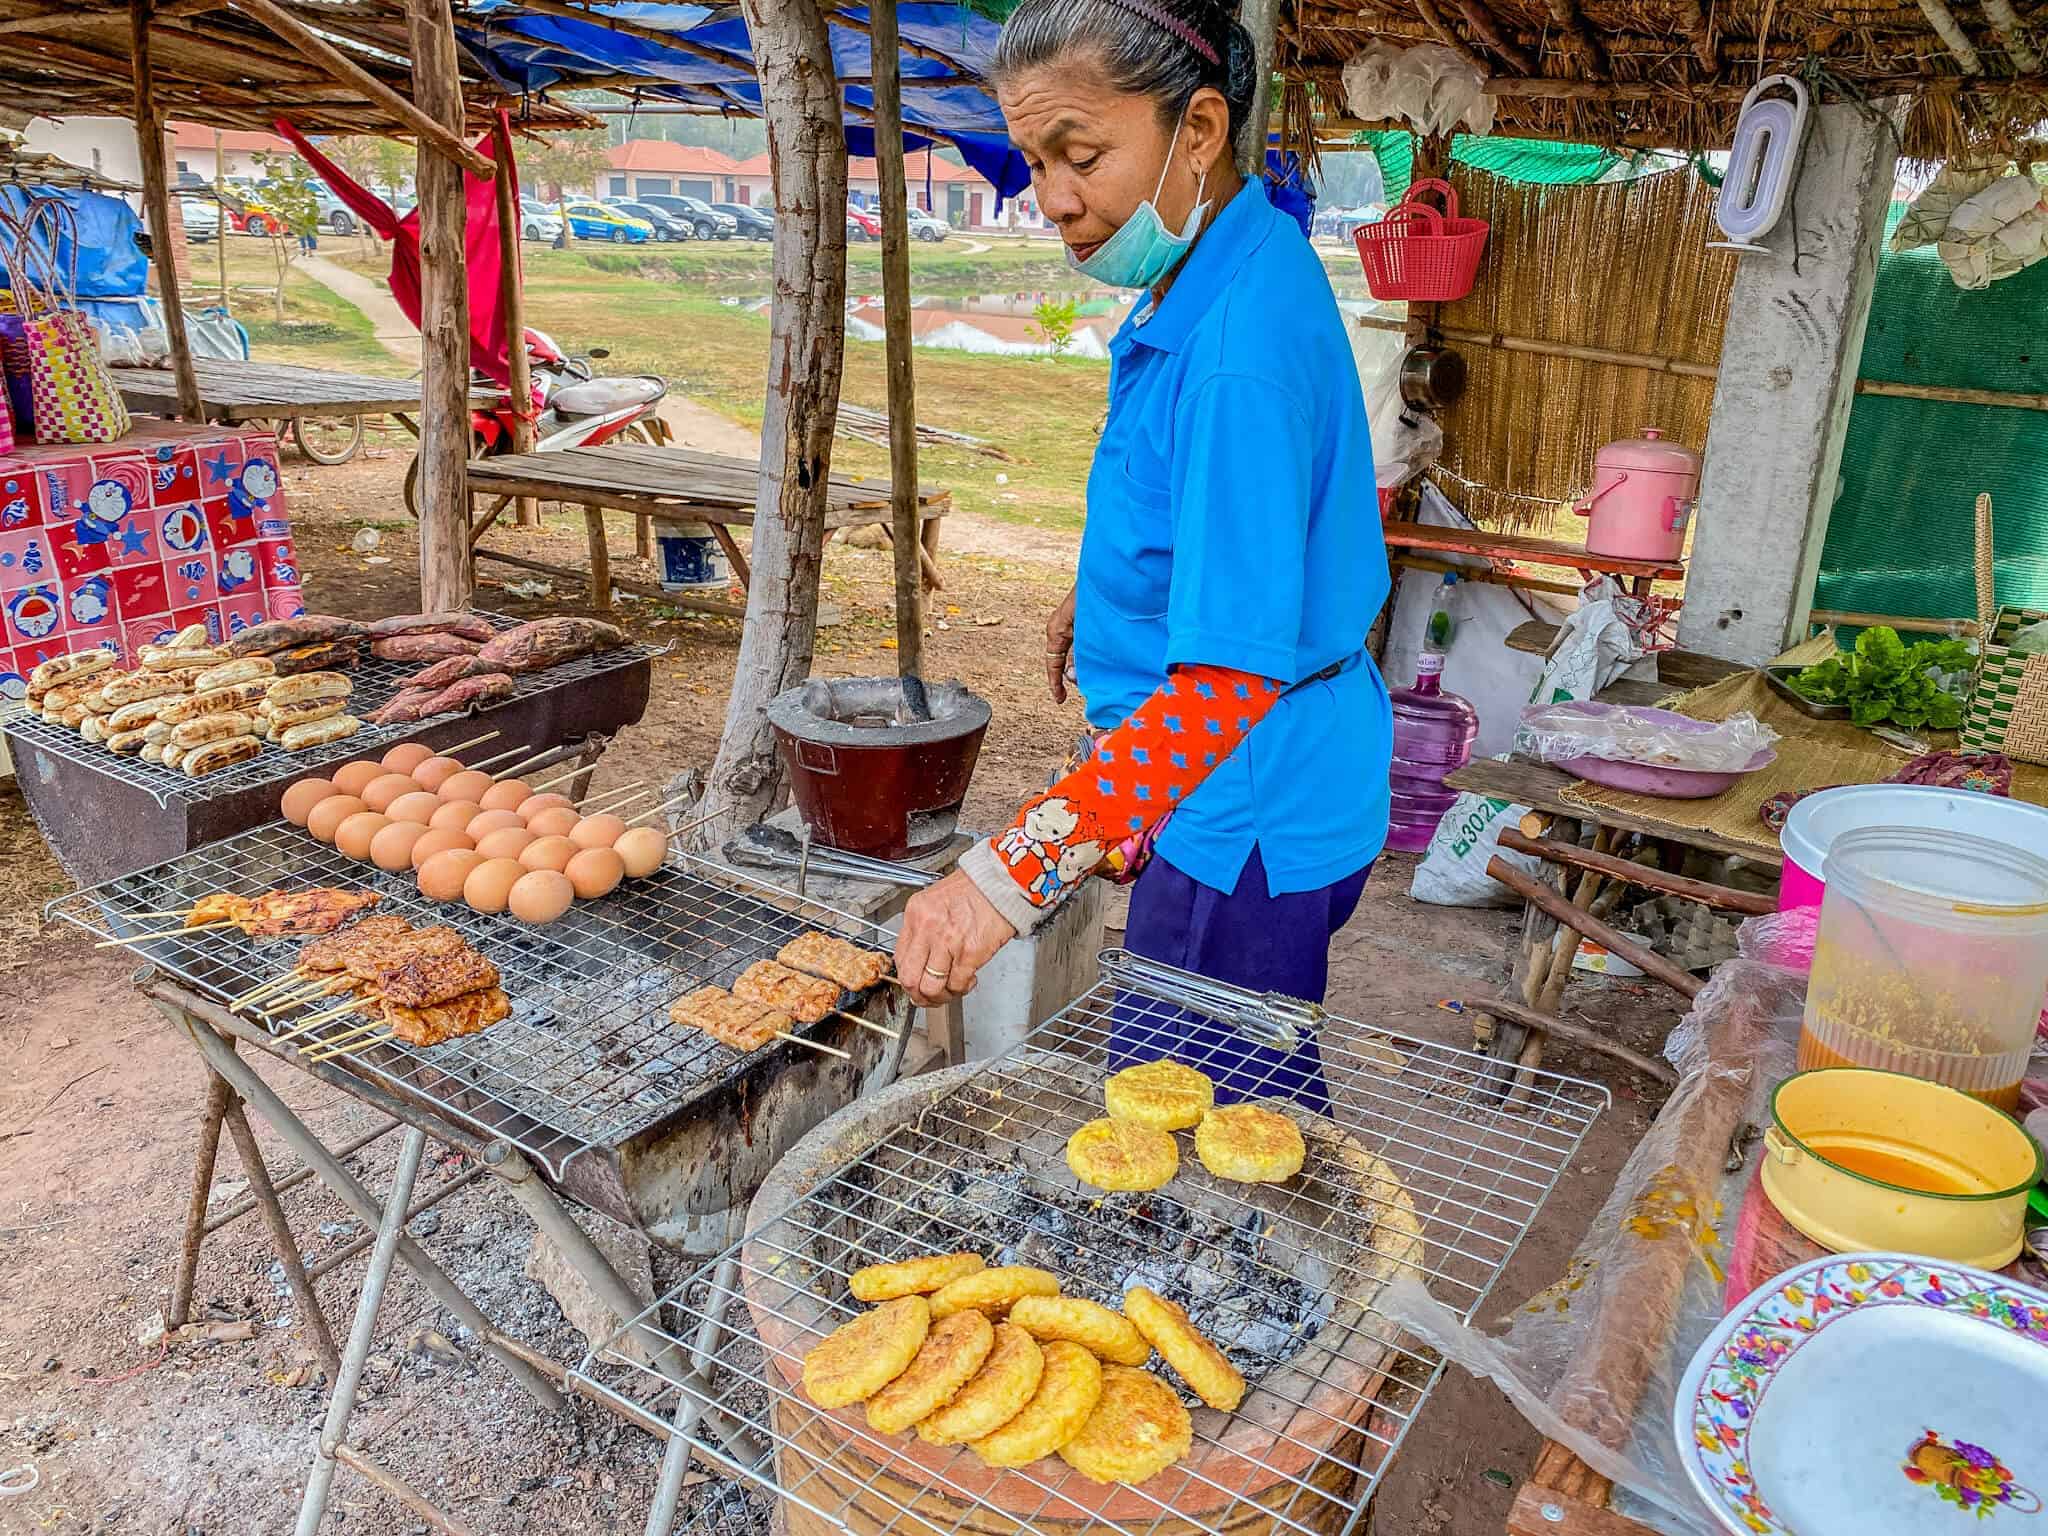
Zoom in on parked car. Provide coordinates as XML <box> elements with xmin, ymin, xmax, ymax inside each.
<box><xmin>179</xmin><ymin>196</ymin><xmax>220</xmax><ymax>243</ymax></box>
<box><xmin>846</xmin><ymin>204</ymin><xmax>881</xmax><ymax>242</ymax></box>
<box><xmin>217</xmin><ymin>180</ymin><xmax>281</xmax><ymax>236</ymax></box>
<box><xmin>310</xmin><ymin>186</ymin><xmax>357</xmax><ymax>236</ymax></box>
<box><xmin>634</xmin><ymin>194</ymin><xmax>736</xmax><ymax>241</ymax></box>
<box><xmin>605</xmin><ymin>198</ymin><xmax>691</xmax><ymax>242</ymax></box>
<box><xmin>711</xmin><ymin>201</ymin><xmax>773</xmax><ymax>241</ymax></box>
<box><xmin>906</xmin><ymin>205</ymin><xmax>949</xmax><ymax>243</ymax></box>
<box><xmin>518</xmin><ymin>196</ymin><xmax>564</xmax><ymax>242</ymax></box>
<box><xmin>561</xmin><ymin>200</ymin><xmax>654</xmax><ymax>243</ymax></box>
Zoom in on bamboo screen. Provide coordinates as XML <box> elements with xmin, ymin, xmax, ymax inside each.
<box><xmin>1430</xmin><ymin>165</ymin><xmax>1735</xmax><ymax>532</ymax></box>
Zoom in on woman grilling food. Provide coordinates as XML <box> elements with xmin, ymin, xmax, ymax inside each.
<box><xmin>893</xmin><ymin>0</ymin><xmax>1392</xmax><ymax>1111</ymax></box>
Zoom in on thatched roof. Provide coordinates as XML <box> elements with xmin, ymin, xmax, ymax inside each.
<box><xmin>1277</xmin><ymin>0</ymin><xmax>2048</xmax><ymax>156</ymax></box>
<box><xmin>0</xmin><ymin>0</ymin><xmax>589</xmax><ymax>136</ymax></box>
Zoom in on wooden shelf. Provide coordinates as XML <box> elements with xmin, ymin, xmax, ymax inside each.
<box><xmin>1381</xmin><ymin>519</ymin><xmax>1684</xmax><ymax>584</ymax></box>
<box><xmin>1502</xmin><ymin>620</ymin><xmax>1746</xmax><ymax>691</ymax></box>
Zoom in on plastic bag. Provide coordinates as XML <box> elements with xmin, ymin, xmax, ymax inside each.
<box><xmin>1376</xmin><ymin>941</ymin><xmax>1808</xmax><ymax>1533</ymax></box>
<box><xmin>1890</xmin><ymin>163</ymin><xmax>2000</xmax><ymax>251</ymax></box>
<box><xmin>1340</xmin><ymin>41</ymin><xmax>1494</xmax><ymax>138</ymax></box>
<box><xmin>2011</xmin><ymin>618</ymin><xmax>2048</xmax><ymax>656</ymax></box>
<box><xmin>1364</xmin><ymin>346</ymin><xmax>1443</xmax><ymax>489</ymax></box>
<box><xmin>1516</xmin><ymin>702</ymin><xmax>1778</xmax><ymax>773</ymax></box>
<box><xmin>1936</xmin><ymin>172</ymin><xmax>2048</xmax><ymax>290</ymax></box>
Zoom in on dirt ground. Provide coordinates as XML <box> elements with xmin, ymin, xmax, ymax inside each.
<box><xmin>0</xmin><ymin>443</ymin><xmax>1681</xmax><ymax>1536</ymax></box>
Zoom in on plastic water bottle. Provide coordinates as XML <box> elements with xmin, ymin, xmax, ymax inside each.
<box><xmin>1386</xmin><ymin>650</ymin><xmax>1480</xmax><ymax>853</ymax></box>
<box><xmin>1425</xmin><ymin>573</ymin><xmax>1463</xmax><ymax>652</ymax></box>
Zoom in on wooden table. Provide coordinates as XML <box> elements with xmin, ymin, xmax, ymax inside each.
<box><xmin>1380</xmin><ymin>520</ymin><xmax>1685</xmax><ymax>601</ymax></box>
<box><xmin>115</xmin><ymin>357</ymin><xmax>443</xmax><ymax>423</ymax></box>
<box><xmin>463</xmin><ymin>444</ymin><xmax>953</xmax><ymax>618</ymax></box>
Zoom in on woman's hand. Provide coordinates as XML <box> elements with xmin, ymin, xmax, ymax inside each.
<box><xmin>894</xmin><ymin>869</ymin><xmax>1018</xmax><ymax>1006</ymax></box>
<box><xmin>1046</xmin><ymin>584</ymin><xmax>1078</xmax><ymax>703</ymax></box>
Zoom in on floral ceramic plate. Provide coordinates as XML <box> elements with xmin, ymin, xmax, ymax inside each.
<box><xmin>1676</xmin><ymin>1253</ymin><xmax>2048</xmax><ymax>1534</ymax></box>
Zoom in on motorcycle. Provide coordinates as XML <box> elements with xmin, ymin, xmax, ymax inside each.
<box><xmin>403</xmin><ymin>327</ymin><xmax>670</xmax><ymax>516</ymax></box>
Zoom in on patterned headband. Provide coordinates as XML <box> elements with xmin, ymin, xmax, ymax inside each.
<box><xmin>1098</xmin><ymin>0</ymin><xmax>1220</xmax><ymax>65</ymax></box>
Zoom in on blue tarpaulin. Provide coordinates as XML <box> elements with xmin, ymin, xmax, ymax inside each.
<box><xmin>0</xmin><ymin>185</ymin><xmax>147</xmax><ymax>299</ymax></box>
<box><xmin>464</xmin><ymin>3</ymin><xmax>1033</xmax><ymax>198</ymax></box>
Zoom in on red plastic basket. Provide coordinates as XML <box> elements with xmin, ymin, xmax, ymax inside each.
<box><xmin>1353</xmin><ymin>178</ymin><xmax>1490</xmax><ymax>302</ymax></box>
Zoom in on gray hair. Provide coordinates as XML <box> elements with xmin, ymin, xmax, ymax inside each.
<box><xmin>991</xmin><ymin>0</ymin><xmax>1260</xmax><ymax>144</ymax></box>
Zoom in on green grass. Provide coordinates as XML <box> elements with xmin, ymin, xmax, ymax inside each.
<box><xmin>185</xmin><ymin>233</ymin><xmax>402</xmax><ymax>376</ymax></box>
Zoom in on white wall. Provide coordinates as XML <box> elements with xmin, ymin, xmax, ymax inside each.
<box><xmin>21</xmin><ymin>117</ymin><xmax>144</xmax><ymax>196</ymax></box>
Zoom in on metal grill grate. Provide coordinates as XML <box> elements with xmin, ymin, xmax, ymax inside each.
<box><xmin>47</xmin><ymin>821</ymin><xmax>905</xmax><ymax>1177</ymax></box>
<box><xmin>573</xmin><ymin>956</ymin><xmax>1606</xmax><ymax>1536</ymax></box>
<box><xmin>1</xmin><ymin>611</ymin><xmax>660</xmax><ymax>807</ymax></box>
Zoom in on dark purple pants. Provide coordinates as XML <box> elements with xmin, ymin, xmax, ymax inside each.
<box><xmin>1111</xmin><ymin>846</ymin><xmax>1371</xmax><ymax>1114</ymax></box>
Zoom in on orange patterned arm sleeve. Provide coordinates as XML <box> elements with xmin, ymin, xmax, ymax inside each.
<box><xmin>958</xmin><ymin>663</ymin><xmax>1284</xmax><ymax>932</ymax></box>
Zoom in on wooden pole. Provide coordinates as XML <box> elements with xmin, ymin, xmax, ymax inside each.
<box><xmin>1486</xmin><ymin>855</ymin><xmax>1704</xmax><ymax>1001</ymax></box>
<box><xmin>489</xmin><ymin>113</ymin><xmax>541</xmax><ymax>531</ymax></box>
<box><xmin>869</xmin><ymin>0</ymin><xmax>922</xmax><ymax>676</ymax></box>
<box><xmin>212</xmin><ymin>129</ymin><xmax>228</xmax><ymax>310</ymax></box>
<box><xmin>228</xmin><ymin>0</ymin><xmax>493</xmax><ymax>177</ymax></box>
<box><xmin>703</xmin><ymin>0</ymin><xmax>848</xmax><ymax>837</ymax></box>
<box><xmin>406</xmin><ymin>0</ymin><xmax>473</xmax><ymax>611</ymax></box>
<box><xmin>1235</xmin><ymin>0</ymin><xmax>1280</xmax><ymax>174</ymax></box>
<box><xmin>130</xmin><ymin>0</ymin><xmax>204</xmax><ymax>423</ymax></box>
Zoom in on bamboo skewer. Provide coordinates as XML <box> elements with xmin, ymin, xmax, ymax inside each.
<box><xmin>575</xmin><ymin>781</ymin><xmax>647</xmax><ymax>811</ymax></box>
<box><xmin>491</xmin><ymin>746</ymin><xmax>562</xmax><ymax>781</ymax></box>
<box><xmin>308</xmin><ymin>1016</ymin><xmax>388</xmax><ymax>1048</ymax></box>
<box><xmin>624</xmin><ymin>792</ymin><xmax>699</xmax><ymax>829</ymax></box>
<box><xmin>584</xmin><ymin>788</ymin><xmax>655</xmax><ymax>815</ymax></box>
<box><xmin>441</xmin><ymin>729</ymin><xmax>501</xmax><ymax>757</ymax></box>
<box><xmin>525</xmin><ymin>762</ymin><xmax>594</xmax><ymax>794</ymax></box>
<box><xmin>834</xmin><ymin>1009</ymin><xmax>901</xmax><ymax>1040</ymax></box>
<box><xmin>228</xmin><ymin>968</ymin><xmax>312</xmax><ymax>1008</ymax></box>
<box><xmin>294</xmin><ymin>996</ymin><xmax>370</xmax><ymax>1029</ymax></box>
<box><xmin>777</xmin><ymin>1030</ymin><xmax>852</xmax><ymax>1060</ymax></box>
<box><xmin>94</xmin><ymin>920</ymin><xmax>236</xmax><ymax>948</ymax></box>
<box><xmin>305</xmin><ymin>1032</ymin><xmax>393</xmax><ymax>1063</ymax></box>
<box><xmin>265</xmin><ymin>977</ymin><xmax>349</xmax><ymax>1013</ymax></box>
<box><xmin>465</xmin><ymin>743</ymin><xmax>532</xmax><ymax>772</ymax></box>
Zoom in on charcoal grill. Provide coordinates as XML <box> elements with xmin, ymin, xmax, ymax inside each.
<box><xmin>575</xmin><ymin>954</ymin><xmax>1608</xmax><ymax>1536</ymax></box>
<box><xmin>51</xmin><ymin>813</ymin><xmax>925</xmax><ymax>1533</ymax></box>
<box><xmin>5</xmin><ymin>609</ymin><xmax>658</xmax><ymax>883</ymax></box>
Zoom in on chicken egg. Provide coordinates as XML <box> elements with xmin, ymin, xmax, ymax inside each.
<box><xmin>564</xmin><ymin>846</ymin><xmax>625</xmax><ymax>901</ymax></box>
<box><xmin>306</xmin><ymin>795</ymin><xmax>369</xmax><ymax>844</ymax></box>
<box><xmin>361</xmin><ymin>773</ymin><xmax>419</xmax><ymax>813</ymax></box>
<box><xmin>413</xmin><ymin>755</ymin><xmax>466</xmax><ymax>792</ymax></box>
<box><xmin>386</xmin><ymin>790</ymin><xmax>443</xmax><ymax>826</ymax></box>
<box><xmin>525</xmin><ymin>805</ymin><xmax>581</xmax><ymax>840</ymax></box>
<box><xmin>569</xmin><ymin>813</ymin><xmax>627</xmax><ymax>851</ymax></box>
<box><xmin>517</xmin><ymin>792</ymin><xmax>574</xmax><ymax>820</ymax></box>
<box><xmin>479</xmin><ymin>779</ymin><xmax>531</xmax><ymax>814</ymax></box>
<box><xmin>429</xmin><ymin>799</ymin><xmax>482</xmax><ymax>833</ymax></box>
<box><xmin>438</xmin><ymin>769</ymin><xmax>495</xmax><ymax>803</ymax></box>
<box><xmin>381</xmin><ymin>742</ymin><xmax>436</xmax><ymax>774</ymax></box>
<box><xmin>417</xmin><ymin>848</ymin><xmax>486</xmax><ymax>903</ymax></box>
<box><xmin>507</xmin><ymin>869</ymin><xmax>575</xmax><ymax>926</ymax></box>
<box><xmin>462</xmin><ymin>857</ymin><xmax>527</xmax><ymax>915</ymax></box>
<box><xmin>369</xmin><ymin>820</ymin><xmax>428</xmax><ymax>872</ymax></box>
<box><xmin>474</xmin><ymin>826</ymin><xmax>537</xmax><ymax>861</ymax></box>
<box><xmin>613</xmin><ymin>825</ymin><xmax>668</xmax><ymax>879</ymax></box>
<box><xmin>518</xmin><ymin>835</ymin><xmax>578</xmax><ymax>873</ymax></box>
<box><xmin>408</xmin><ymin>827</ymin><xmax>476</xmax><ymax>869</ymax></box>
<box><xmin>280</xmin><ymin>777</ymin><xmax>336</xmax><ymax>827</ymax></box>
<box><xmin>330</xmin><ymin>761</ymin><xmax>384</xmax><ymax>798</ymax></box>
<box><xmin>464</xmin><ymin>808</ymin><xmax>524</xmax><ymax>841</ymax></box>
<box><xmin>335</xmin><ymin>811</ymin><xmax>391</xmax><ymax>863</ymax></box>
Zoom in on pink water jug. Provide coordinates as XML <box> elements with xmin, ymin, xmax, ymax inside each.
<box><xmin>1386</xmin><ymin>652</ymin><xmax>1480</xmax><ymax>853</ymax></box>
<box><xmin>1572</xmin><ymin>427</ymin><xmax>1700</xmax><ymax>563</ymax></box>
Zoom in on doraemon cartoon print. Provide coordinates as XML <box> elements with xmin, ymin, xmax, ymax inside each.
<box><xmin>71</xmin><ymin>478</ymin><xmax>134</xmax><ymax>546</ymax></box>
<box><xmin>218</xmin><ymin>546</ymin><xmax>258</xmax><ymax>593</ymax></box>
<box><xmin>67</xmin><ymin>575</ymin><xmax>112</xmax><ymax>627</ymax></box>
<box><xmin>226</xmin><ymin>459</ymin><xmax>279</xmax><ymax>526</ymax></box>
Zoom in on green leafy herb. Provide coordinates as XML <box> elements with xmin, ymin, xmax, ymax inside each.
<box><xmin>1788</xmin><ymin>626</ymin><xmax>1976</xmax><ymax>730</ymax></box>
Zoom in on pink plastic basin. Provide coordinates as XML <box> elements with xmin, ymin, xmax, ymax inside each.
<box><xmin>1559</xmin><ymin>747</ymin><xmax>1776</xmax><ymax>800</ymax></box>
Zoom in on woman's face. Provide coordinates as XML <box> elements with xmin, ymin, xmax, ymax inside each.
<box><xmin>997</xmin><ymin>57</ymin><xmax>1231</xmax><ymax>265</ymax></box>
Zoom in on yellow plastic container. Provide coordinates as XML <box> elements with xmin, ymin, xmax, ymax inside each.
<box><xmin>1760</xmin><ymin>1067</ymin><xmax>2042</xmax><ymax>1269</ymax></box>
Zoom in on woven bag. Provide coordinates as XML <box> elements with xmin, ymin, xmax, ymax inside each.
<box><xmin>15</xmin><ymin>201</ymin><xmax>128</xmax><ymax>445</ymax></box>
<box><xmin>1959</xmin><ymin>492</ymin><xmax>2048</xmax><ymax>764</ymax></box>
<box><xmin>0</xmin><ymin>199</ymin><xmax>62</xmax><ymax>441</ymax></box>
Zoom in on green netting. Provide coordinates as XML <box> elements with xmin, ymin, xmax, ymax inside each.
<box><xmin>1352</xmin><ymin>131</ymin><xmax>1626</xmax><ymax>201</ymax></box>
<box><xmin>1817</xmin><ymin>209</ymin><xmax>2048</xmax><ymax>625</ymax></box>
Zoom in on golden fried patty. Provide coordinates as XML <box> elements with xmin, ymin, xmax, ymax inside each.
<box><xmin>970</xmin><ymin>1340</ymin><xmax>1104</xmax><ymax>1469</ymax></box>
<box><xmin>916</xmin><ymin>1321</ymin><xmax>1044</xmax><ymax>1445</ymax></box>
<box><xmin>1065</xmin><ymin>1117</ymin><xmax>1179</xmax><ymax>1192</ymax></box>
<box><xmin>1103</xmin><ymin>1058</ymin><xmax>1215</xmax><ymax>1132</ymax></box>
<box><xmin>1057</xmin><ymin>1365</ymin><xmax>1193</xmax><ymax>1485</ymax></box>
<box><xmin>1194</xmin><ymin>1102</ymin><xmax>1306</xmax><ymax>1183</ymax></box>
<box><xmin>849</xmin><ymin>1251</ymin><xmax>986</xmax><ymax>1302</ymax></box>
<box><xmin>1122</xmin><ymin>1286</ymin><xmax>1245</xmax><ymax>1411</ymax></box>
<box><xmin>1008</xmin><ymin>1294</ymin><xmax>1152</xmax><ymax>1367</ymax></box>
<box><xmin>929</xmin><ymin>1264</ymin><xmax>1061</xmax><ymax>1320</ymax></box>
<box><xmin>865</xmin><ymin>1309</ymin><xmax>994</xmax><ymax>1434</ymax></box>
<box><xmin>801</xmin><ymin>1295</ymin><xmax>930</xmax><ymax>1409</ymax></box>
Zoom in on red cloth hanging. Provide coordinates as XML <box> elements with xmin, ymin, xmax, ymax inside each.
<box><xmin>275</xmin><ymin>114</ymin><xmax>520</xmax><ymax>392</ymax></box>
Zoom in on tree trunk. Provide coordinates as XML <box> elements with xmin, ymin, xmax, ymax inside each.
<box><xmin>869</xmin><ymin>0</ymin><xmax>924</xmax><ymax>675</ymax></box>
<box><xmin>702</xmin><ymin>0</ymin><xmax>847</xmax><ymax>836</ymax></box>
<box><xmin>406</xmin><ymin>0</ymin><xmax>474</xmax><ymax>611</ymax></box>
<box><xmin>1236</xmin><ymin>0</ymin><xmax>1280</xmax><ymax>174</ymax></box>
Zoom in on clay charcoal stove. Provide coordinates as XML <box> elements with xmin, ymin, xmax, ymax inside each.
<box><xmin>576</xmin><ymin>954</ymin><xmax>1607</xmax><ymax>1536</ymax></box>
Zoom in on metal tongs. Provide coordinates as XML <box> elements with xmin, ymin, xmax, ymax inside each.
<box><xmin>722</xmin><ymin>822</ymin><xmax>937</xmax><ymax>891</ymax></box>
<box><xmin>1101</xmin><ymin>948</ymin><xmax>1321</xmax><ymax>1054</ymax></box>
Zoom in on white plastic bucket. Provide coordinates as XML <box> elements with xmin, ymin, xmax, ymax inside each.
<box><xmin>653</xmin><ymin>519</ymin><xmax>729</xmax><ymax>592</ymax></box>
<box><xmin>1778</xmin><ymin>784</ymin><xmax>2048</xmax><ymax>911</ymax></box>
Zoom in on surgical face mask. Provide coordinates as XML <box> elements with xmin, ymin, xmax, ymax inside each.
<box><xmin>1067</xmin><ymin>109</ymin><xmax>1209</xmax><ymax>290</ymax></box>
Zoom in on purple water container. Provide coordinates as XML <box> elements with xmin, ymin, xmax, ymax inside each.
<box><xmin>1385</xmin><ymin>651</ymin><xmax>1480</xmax><ymax>852</ymax></box>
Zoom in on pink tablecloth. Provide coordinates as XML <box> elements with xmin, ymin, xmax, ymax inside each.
<box><xmin>0</xmin><ymin>418</ymin><xmax>304</xmax><ymax>692</ymax></box>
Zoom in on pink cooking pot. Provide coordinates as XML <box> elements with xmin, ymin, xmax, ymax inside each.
<box><xmin>1573</xmin><ymin>428</ymin><xmax>1700</xmax><ymax>563</ymax></box>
